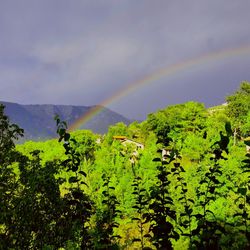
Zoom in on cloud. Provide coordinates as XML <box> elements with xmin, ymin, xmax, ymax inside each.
<box><xmin>0</xmin><ymin>0</ymin><xmax>250</xmax><ymax>118</ymax></box>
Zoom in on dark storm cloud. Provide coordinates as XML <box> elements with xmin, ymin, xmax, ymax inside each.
<box><xmin>0</xmin><ymin>0</ymin><xmax>250</xmax><ymax>119</ymax></box>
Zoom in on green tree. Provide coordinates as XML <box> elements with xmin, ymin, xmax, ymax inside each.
<box><xmin>226</xmin><ymin>81</ymin><xmax>250</xmax><ymax>138</ymax></box>
<box><xmin>0</xmin><ymin>104</ymin><xmax>24</xmax><ymax>248</ymax></box>
<box><xmin>0</xmin><ymin>104</ymin><xmax>24</xmax><ymax>164</ymax></box>
<box><xmin>104</xmin><ymin>122</ymin><xmax>128</xmax><ymax>145</ymax></box>
<box><xmin>146</xmin><ymin>101</ymin><xmax>207</xmax><ymax>145</ymax></box>
<box><xmin>71</xmin><ymin>130</ymin><xmax>98</xmax><ymax>163</ymax></box>
<box><xmin>226</xmin><ymin>81</ymin><xmax>250</xmax><ymax>122</ymax></box>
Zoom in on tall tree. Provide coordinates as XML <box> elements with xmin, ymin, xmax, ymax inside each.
<box><xmin>226</xmin><ymin>81</ymin><xmax>250</xmax><ymax>143</ymax></box>
<box><xmin>0</xmin><ymin>104</ymin><xmax>23</xmax><ymax>164</ymax></box>
<box><xmin>226</xmin><ymin>81</ymin><xmax>250</xmax><ymax>123</ymax></box>
<box><xmin>146</xmin><ymin>101</ymin><xmax>207</xmax><ymax>145</ymax></box>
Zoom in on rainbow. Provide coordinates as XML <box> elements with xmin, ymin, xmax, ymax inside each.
<box><xmin>69</xmin><ymin>44</ymin><xmax>250</xmax><ymax>131</ymax></box>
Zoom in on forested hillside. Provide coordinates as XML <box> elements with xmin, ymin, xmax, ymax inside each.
<box><xmin>0</xmin><ymin>81</ymin><xmax>250</xmax><ymax>249</ymax></box>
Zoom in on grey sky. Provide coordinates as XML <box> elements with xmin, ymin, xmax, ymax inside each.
<box><xmin>0</xmin><ymin>0</ymin><xmax>250</xmax><ymax>119</ymax></box>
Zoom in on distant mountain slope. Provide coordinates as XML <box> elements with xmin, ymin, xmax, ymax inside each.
<box><xmin>1</xmin><ymin>101</ymin><xmax>132</xmax><ymax>141</ymax></box>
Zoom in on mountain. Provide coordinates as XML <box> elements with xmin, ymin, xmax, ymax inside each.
<box><xmin>0</xmin><ymin>101</ymin><xmax>132</xmax><ymax>141</ymax></box>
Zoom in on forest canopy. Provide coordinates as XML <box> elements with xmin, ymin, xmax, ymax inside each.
<box><xmin>0</xmin><ymin>81</ymin><xmax>250</xmax><ymax>250</ymax></box>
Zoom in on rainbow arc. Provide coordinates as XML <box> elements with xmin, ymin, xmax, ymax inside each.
<box><xmin>69</xmin><ymin>44</ymin><xmax>250</xmax><ymax>131</ymax></box>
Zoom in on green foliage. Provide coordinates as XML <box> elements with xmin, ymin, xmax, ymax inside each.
<box><xmin>190</xmin><ymin>128</ymin><xmax>230</xmax><ymax>249</ymax></box>
<box><xmin>146</xmin><ymin>101</ymin><xmax>207</xmax><ymax>145</ymax></box>
<box><xmin>146</xmin><ymin>152</ymin><xmax>178</xmax><ymax>249</ymax></box>
<box><xmin>0</xmin><ymin>113</ymin><xmax>95</xmax><ymax>249</ymax></box>
<box><xmin>233</xmin><ymin>140</ymin><xmax>250</xmax><ymax>248</ymax></box>
<box><xmin>241</xmin><ymin>111</ymin><xmax>250</xmax><ymax>137</ymax></box>
<box><xmin>131</xmin><ymin>176</ymin><xmax>151</xmax><ymax>249</ymax></box>
<box><xmin>6</xmin><ymin>152</ymin><xmax>65</xmax><ymax>249</ymax></box>
<box><xmin>0</xmin><ymin>104</ymin><xmax>23</xmax><ymax>165</ymax></box>
<box><xmin>104</xmin><ymin>122</ymin><xmax>128</xmax><ymax>145</ymax></box>
<box><xmin>92</xmin><ymin>174</ymin><xmax>121</xmax><ymax>249</ymax></box>
<box><xmin>2</xmin><ymin>82</ymin><xmax>250</xmax><ymax>249</ymax></box>
<box><xmin>70</xmin><ymin>130</ymin><xmax>98</xmax><ymax>163</ymax></box>
<box><xmin>226</xmin><ymin>81</ymin><xmax>250</xmax><ymax>123</ymax></box>
<box><xmin>171</xmin><ymin>158</ymin><xmax>194</xmax><ymax>244</ymax></box>
<box><xmin>55</xmin><ymin>115</ymin><xmax>93</xmax><ymax>249</ymax></box>
<box><xmin>226</xmin><ymin>81</ymin><xmax>250</xmax><ymax>138</ymax></box>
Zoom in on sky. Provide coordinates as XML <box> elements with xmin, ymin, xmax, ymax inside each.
<box><xmin>0</xmin><ymin>0</ymin><xmax>250</xmax><ymax>120</ymax></box>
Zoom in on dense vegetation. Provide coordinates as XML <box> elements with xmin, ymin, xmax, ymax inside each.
<box><xmin>0</xmin><ymin>81</ymin><xmax>250</xmax><ymax>249</ymax></box>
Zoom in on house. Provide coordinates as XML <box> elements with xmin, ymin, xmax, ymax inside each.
<box><xmin>113</xmin><ymin>136</ymin><xmax>144</xmax><ymax>149</ymax></box>
<box><xmin>113</xmin><ymin>136</ymin><xmax>144</xmax><ymax>164</ymax></box>
<box><xmin>113</xmin><ymin>135</ymin><xmax>127</xmax><ymax>142</ymax></box>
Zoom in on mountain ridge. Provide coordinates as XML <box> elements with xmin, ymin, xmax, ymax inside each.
<box><xmin>0</xmin><ymin>101</ymin><xmax>132</xmax><ymax>141</ymax></box>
